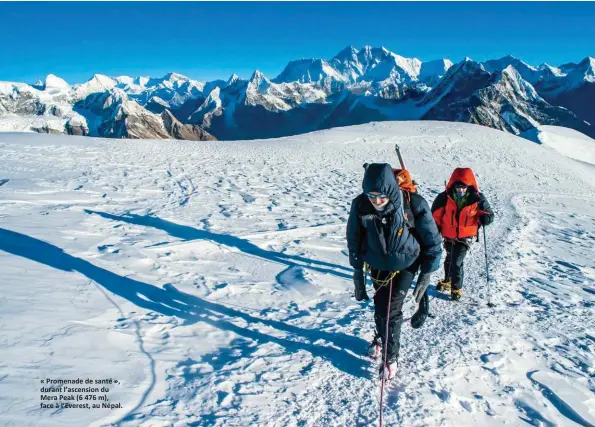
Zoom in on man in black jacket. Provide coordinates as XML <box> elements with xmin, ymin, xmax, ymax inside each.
<box><xmin>347</xmin><ymin>163</ymin><xmax>442</xmax><ymax>379</ymax></box>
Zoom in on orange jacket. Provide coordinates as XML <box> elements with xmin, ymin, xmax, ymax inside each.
<box><xmin>432</xmin><ymin>168</ymin><xmax>482</xmax><ymax>239</ymax></box>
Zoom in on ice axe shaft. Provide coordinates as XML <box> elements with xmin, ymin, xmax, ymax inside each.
<box><xmin>395</xmin><ymin>144</ymin><xmax>406</xmax><ymax>170</ymax></box>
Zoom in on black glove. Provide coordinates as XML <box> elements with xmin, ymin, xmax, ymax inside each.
<box><xmin>479</xmin><ymin>214</ymin><xmax>490</xmax><ymax>226</ymax></box>
<box><xmin>353</xmin><ymin>269</ymin><xmax>369</xmax><ymax>301</ymax></box>
<box><xmin>411</xmin><ymin>291</ymin><xmax>429</xmax><ymax>329</ymax></box>
<box><xmin>412</xmin><ymin>273</ymin><xmax>431</xmax><ymax>304</ymax></box>
<box><xmin>349</xmin><ymin>252</ymin><xmax>363</xmax><ymax>270</ymax></box>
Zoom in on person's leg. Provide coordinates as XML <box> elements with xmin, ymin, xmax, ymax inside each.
<box><xmin>372</xmin><ymin>269</ymin><xmax>389</xmax><ymax>349</ymax></box>
<box><xmin>385</xmin><ymin>270</ymin><xmax>415</xmax><ymax>361</ymax></box>
<box><xmin>443</xmin><ymin>240</ymin><xmax>453</xmax><ymax>282</ymax></box>
<box><xmin>451</xmin><ymin>241</ymin><xmax>469</xmax><ymax>291</ymax></box>
<box><xmin>438</xmin><ymin>240</ymin><xmax>454</xmax><ymax>291</ymax></box>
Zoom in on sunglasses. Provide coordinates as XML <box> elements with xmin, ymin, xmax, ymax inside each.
<box><xmin>366</xmin><ymin>193</ymin><xmax>388</xmax><ymax>200</ymax></box>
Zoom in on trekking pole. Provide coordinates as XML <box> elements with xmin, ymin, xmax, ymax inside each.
<box><xmin>379</xmin><ymin>277</ymin><xmax>394</xmax><ymax>427</ymax></box>
<box><xmin>483</xmin><ymin>226</ymin><xmax>495</xmax><ymax>308</ymax></box>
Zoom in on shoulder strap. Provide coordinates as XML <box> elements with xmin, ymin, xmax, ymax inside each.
<box><xmin>401</xmin><ymin>189</ymin><xmax>415</xmax><ymax>228</ymax></box>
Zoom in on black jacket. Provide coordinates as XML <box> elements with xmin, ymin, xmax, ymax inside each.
<box><xmin>346</xmin><ymin>163</ymin><xmax>441</xmax><ymax>273</ymax></box>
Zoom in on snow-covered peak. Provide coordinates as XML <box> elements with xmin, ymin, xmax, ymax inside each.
<box><xmin>136</xmin><ymin>76</ymin><xmax>150</xmax><ymax>87</ymax></box>
<box><xmin>332</xmin><ymin>45</ymin><xmax>359</xmax><ymax>62</ymax></box>
<box><xmin>44</xmin><ymin>74</ymin><xmax>69</xmax><ymax>90</ymax></box>
<box><xmin>90</xmin><ymin>74</ymin><xmax>117</xmax><ymax>88</ymax></box>
<box><xmin>419</xmin><ymin>59</ymin><xmax>454</xmax><ymax>86</ymax></box>
<box><xmin>246</xmin><ymin>70</ymin><xmax>274</xmax><ymax>99</ymax></box>
<box><xmin>113</xmin><ymin>75</ymin><xmax>153</xmax><ymax>96</ymax></box>
<box><xmin>576</xmin><ymin>57</ymin><xmax>595</xmax><ymax>82</ymax></box>
<box><xmin>0</xmin><ymin>81</ymin><xmax>19</xmax><ymax>95</ymax></box>
<box><xmin>136</xmin><ymin>73</ymin><xmax>204</xmax><ymax>93</ymax></box>
<box><xmin>163</xmin><ymin>72</ymin><xmax>189</xmax><ymax>83</ymax></box>
<box><xmin>548</xmin><ymin>56</ymin><xmax>595</xmax><ymax>93</ymax></box>
<box><xmin>496</xmin><ymin>54</ymin><xmax>537</xmax><ymax>71</ymax></box>
<box><xmin>75</xmin><ymin>74</ymin><xmax>117</xmax><ymax>99</ymax></box>
<box><xmin>358</xmin><ymin>45</ymin><xmax>391</xmax><ymax>64</ymax></box>
<box><xmin>189</xmin><ymin>86</ymin><xmax>222</xmax><ymax>122</ymax></box>
<box><xmin>479</xmin><ymin>65</ymin><xmax>543</xmax><ymax>109</ymax></box>
<box><xmin>502</xmin><ymin>65</ymin><xmax>526</xmax><ymax>84</ymax></box>
<box><xmin>110</xmin><ymin>88</ymin><xmax>162</xmax><ymax>118</ymax></box>
<box><xmin>483</xmin><ymin>55</ymin><xmax>542</xmax><ymax>84</ymax></box>
<box><xmin>328</xmin><ymin>45</ymin><xmax>424</xmax><ymax>84</ymax></box>
<box><xmin>204</xmin><ymin>86</ymin><xmax>222</xmax><ymax>107</ymax></box>
<box><xmin>391</xmin><ymin>53</ymin><xmax>422</xmax><ymax>79</ymax></box>
<box><xmin>273</xmin><ymin>58</ymin><xmax>347</xmax><ymax>85</ymax></box>
<box><xmin>250</xmin><ymin>70</ymin><xmax>265</xmax><ymax>80</ymax></box>
<box><xmin>502</xmin><ymin>65</ymin><xmax>517</xmax><ymax>76</ymax></box>
<box><xmin>453</xmin><ymin>58</ymin><xmax>487</xmax><ymax>75</ymax></box>
<box><xmin>115</xmin><ymin>76</ymin><xmax>135</xmax><ymax>86</ymax></box>
<box><xmin>249</xmin><ymin>70</ymin><xmax>269</xmax><ymax>85</ymax></box>
<box><xmin>420</xmin><ymin>58</ymin><xmax>490</xmax><ymax>107</ymax></box>
<box><xmin>116</xmin><ymin>76</ymin><xmax>150</xmax><ymax>87</ymax></box>
<box><xmin>538</xmin><ymin>63</ymin><xmax>565</xmax><ymax>77</ymax></box>
<box><xmin>226</xmin><ymin>74</ymin><xmax>241</xmax><ymax>86</ymax></box>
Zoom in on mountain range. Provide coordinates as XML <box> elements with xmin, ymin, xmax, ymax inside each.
<box><xmin>1</xmin><ymin>46</ymin><xmax>593</xmax><ymax>141</ymax></box>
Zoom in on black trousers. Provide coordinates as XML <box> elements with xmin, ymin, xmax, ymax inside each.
<box><xmin>371</xmin><ymin>269</ymin><xmax>415</xmax><ymax>360</ymax></box>
<box><xmin>443</xmin><ymin>239</ymin><xmax>470</xmax><ymax>291</ymax></box>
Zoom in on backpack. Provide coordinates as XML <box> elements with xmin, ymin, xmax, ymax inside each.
<box><xmin>393</xmin><ymin>168</ymin><xmax>416</xmax><ymax>229</ymax></box>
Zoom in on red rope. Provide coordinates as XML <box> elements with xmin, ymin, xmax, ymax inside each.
<box><xmin>379</xmin><ymin>274</ymin><xmax>394</xmax><ymax>427</ymax></box>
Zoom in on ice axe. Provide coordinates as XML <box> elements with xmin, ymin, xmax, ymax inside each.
<box><xmin>395</xmin><ymin>144</ymin><xmax>419</xmax><ymax>187</ymax></box>
<box><xmin>395</xmin><ymin>144</ymin><xmax>406</xmax><ymax>170</ymax></box>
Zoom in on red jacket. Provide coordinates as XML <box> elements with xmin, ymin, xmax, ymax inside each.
<box><xmin>431</xmin><ymin>168</ymin><xmax>486</xmax><ymax>239</ymax></box>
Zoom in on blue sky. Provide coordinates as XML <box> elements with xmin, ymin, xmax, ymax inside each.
<box><xmin>1</xmin><ymin>2</ymin><xmax>593</xmax><ymax>84</ymax></box>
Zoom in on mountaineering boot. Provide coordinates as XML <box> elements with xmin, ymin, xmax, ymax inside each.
<box><xmin>436</xmin><ymin>279</ymin><xmax>451</xmax><ymax>292</ymax></box>
<box><xmin>451</xmin><ymin>289</ymin><xmax>462</xmax><ymax>301</ymax></box>
<box><xmin>367</xmin><ymin>335</ymin><xmax>382</xmax><ymax>359</ymax></box>
<box><xmin>378</xmin><ymin>355</ymin><xmax>398</xmax><ymax>380</ymax></box>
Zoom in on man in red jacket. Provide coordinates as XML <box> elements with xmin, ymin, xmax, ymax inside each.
<box><xmin>431</xmin><ymin>168</ymin><xmax>494</xmax><ymax>301</ymax></box>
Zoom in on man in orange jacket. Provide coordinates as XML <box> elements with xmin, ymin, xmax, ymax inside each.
<box><xmin>431</xmin><ymin>168</ymin><xmax>494</xmax><ymax>301</ymax></box>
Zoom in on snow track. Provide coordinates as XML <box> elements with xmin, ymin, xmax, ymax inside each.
<box><xmin>0</xmin><ymin>121</ymin><xmax>594</xmax><ymax>426</ymax></box>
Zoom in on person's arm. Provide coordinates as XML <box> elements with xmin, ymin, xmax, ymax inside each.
<box><xmin>412</xmin><ymin>194</ymin><xmax>442</xmax><ymax>274</ymax></box>
<box><xmin>477</xmin><ymin>192</ymin><xmax>494</xmax><ymax>226</ymax></box>
<box><xmin>431</xmin><ymin>191</ymin><xmax>447</xmax><ymax>233</ymax></box>
<box><xmin>346</xmin><ymin>197</ymin><xmax>364</xmax><ymax>269</ymax></box>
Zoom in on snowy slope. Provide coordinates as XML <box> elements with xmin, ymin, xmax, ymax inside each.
<box><xmin>521</xmin><ymin>125</ymin><xmax>595</xmax><ymax>165</ymax></box>
<box><xmin>0</xmin><ymin>121</ymin><xmax>594</xmax><ymax>427</ymax></box>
